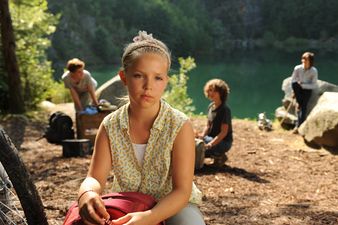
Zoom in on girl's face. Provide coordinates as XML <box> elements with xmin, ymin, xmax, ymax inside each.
<box><xmin>302</xmin><ymin>56</ymin><xmax>310</xmax><ymax>69</ymax></box>
<box><xmin>206</xmin><ymin>87</ymin><xmax>220</xmax><ymax>102</ymax></box>
<box><xmin>121</xmin><ymin>53</ymin><xmax>169</xmax><ymax>109</ymax></box>
<box><xmin>71</xmin><ymin>68</ymin><xmax>84</xmax><ymax>81</ymax></box>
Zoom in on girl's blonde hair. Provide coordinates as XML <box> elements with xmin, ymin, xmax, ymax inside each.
<box><xmin>121</xmin><ymin>31</ymin><xmax>171</xmax><ymax>72</ymax></box>
<box><xmin>204</xmin><ymin>79</ymin><xmax>230</xmax><ymax>103</ymax></box>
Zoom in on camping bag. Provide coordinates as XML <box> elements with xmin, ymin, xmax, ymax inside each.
<box><xmin>45</xmin><ymin>111</ymin><xmax>74</xmax><ymax>144</ymax></box>
<box><xmin>63</xmin><ymin>192</ymin><xmax>165</xmax><ymax>225</ymax></box>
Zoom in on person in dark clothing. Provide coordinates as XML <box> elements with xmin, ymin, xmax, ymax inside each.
<box><xmin>197</xmin><ymin>79</ymin><xmax>233</xmax><ymax>167</ymax></box>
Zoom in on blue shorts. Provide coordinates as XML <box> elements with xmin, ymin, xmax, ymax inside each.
<box><xmin>204</xmin><ymin>135</ymin><xmax>232</xmax><ymax>156</ymax></box>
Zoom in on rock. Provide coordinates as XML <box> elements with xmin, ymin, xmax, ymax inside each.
<box><xmin>281</xmin><ymin>77</ymin><xmax>338</xmax><ymax>115</ymax></box>
<box><xmin>277</xmin><ymin>77</ymin><xmax>298</xmax><ymax>128</ymax></box>
<box><xmin>257</xmin><ymin>112</ymin><xmax>273</xmax><ymax>131</ymax></box>
<box><xmin>95</xmin><ymin>75</ymin><xmax>128</xmax><ymax>107</ymax></box>
<box><xmin>307</xmin><ymin>80</ymin><xmax>338</xmax><ymax>114</ymax></box>
<box><xmin>277</xmin><ymin>77</ymin><xmax>338</xmax><ymax>128</ymax></box>
<box><xmin>281</xmin><ymin>77</ymin><xmax>294</xmax><ymax>100</ymax></box>
<box><xmin>38</xmin><ymin>100</ymin><xmax>56</xmax><ymax>111</ymax></box>
<box><xmin>275</xmin><ymin>106</ymin><xmax>297</xmax><ymax>129</ymax></box>
<box><xmin>39</xmin><ymin>102</ymin><xmax>75</xmax><ymax>121</ymax></box>
<box><xmin>298</xmin><ymin>92</ymin><xmax>338</xmax><ymax>150</ymax></box>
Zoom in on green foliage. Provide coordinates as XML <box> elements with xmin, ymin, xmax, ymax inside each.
<box><xmin>47</xmin><ymin>0</ymin><xmax>213</xmax><ymax>68</ymax></box>
<box><xmin>164</xmin><ymin>57</ymin><xmax>196</xmax><ymax>115</ymax></box>
<box><xmin>46</xmin><ymin>81</ymin><xmax>71</xmax><ymax>104</ymax></box>
<box><xmin>260</xmin><ymin>0</ymin><xmax>338</xmax><ymax>40</ymax></box>
<box><xmin>261</xmin><ymin>31</ymin><xmax>276</xmax><ymax>47</ymax></box>
<box><xmin>281</xmin><ymin>37</ymin><xmax>310</xmax><ymax>52</ymax></box>
<box><xmin>3</xmin><ymin>0</ymin><xmax>337</xmax><ymax>84</ymax></box>
<box><xmin>10</xmin><ymin>0</ymin><xmax>59</xmax><ymax>109</ymax></box>
<box><xmin>43</xmin><ymin>0</ymin><xmax>338</xmax><ymax>69</ymax></box>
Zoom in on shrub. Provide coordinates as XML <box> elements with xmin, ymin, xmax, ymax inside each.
<box><xmin>164</xmin><ymin>57</ymin><xmax>196</xmax><ymax>115</ymax></box>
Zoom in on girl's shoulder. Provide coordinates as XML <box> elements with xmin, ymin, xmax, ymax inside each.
<box><xmin>156</xmin><ymin>101</ymin><xmax>189</xmax><ymax>131</ymax></box>
<box><xmin>82</xmin><ymin>70</ymin><xmax>92</xmax><ymax>79</ymax></box>
<box><xmin>207</xmin><ymin>102</ymin><xmax>214</xmax><ymax>111</ymax></box>
<box><xmin>310</xmin><ymin>66</ymin><xmax>318</xmax><ymax>73</ymax></box>
<box><xmin>61</xmin><ymin>71</ymin><xmax>70</xmax><ymax>80</ymax></box>
<box><xmin>294</xmin><ymin>64</ymin><xmax>303</xmax><ymax>70</ymax></box>
<box><xmin>222</xmin><ymin>104</ymin><xmax>232</xmax><ymax>115</ymax></box>
<box><xmin>102</xmin><ymin>104</ymin><xmax>128</xmax><ymax>126</ymax></box>
<box><xmin>162</xmin><ymin>100</ymin><xmax>188</xmax><ymax>121</ymax></box>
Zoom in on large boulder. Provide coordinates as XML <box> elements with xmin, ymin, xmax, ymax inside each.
<box><xmin>298</xmin><ymin>92</ymin><xmax>338</xmax><ymax>150</ymax></box>
<box><xmin>95</xmin><ymin>75</ymin><xmax>128</xmax><ymax>107</ymax></box>
<box><xmin>275</xmin><ymin>106</ymin><xmax>297</xmax><ymax>129</ymax></box>
<box><xmin>276</xmin><ymin>77</ymin><xmax>338</xmax><ymax>128</ymax></box>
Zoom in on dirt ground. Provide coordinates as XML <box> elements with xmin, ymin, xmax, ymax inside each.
<box><xmin>1</xmin><ymin>104</ymin><xmax>337</xmax><ymax>225</ymax></box>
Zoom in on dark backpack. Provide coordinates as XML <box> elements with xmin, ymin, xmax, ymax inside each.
<box><xmin>45</xmin><ymin>111</ymin><xmax>75</xmax><ymax>144</ymax></box>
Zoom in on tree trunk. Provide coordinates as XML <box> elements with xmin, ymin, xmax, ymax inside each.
<box><xmin>0</xmin><ymin>0</ymin><xmax>25</xmax><ymax>114</ymax></box>
<box><xmin>0</xmin><ymin>128</ymin><xmax>49</xmax><ymax>225</ymax></box>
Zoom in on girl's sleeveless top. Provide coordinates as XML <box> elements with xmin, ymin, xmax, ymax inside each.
<box><xmin>102</xmin><ymin>100</ymin><xmax>202</xmax><ymax>204</ymax></box>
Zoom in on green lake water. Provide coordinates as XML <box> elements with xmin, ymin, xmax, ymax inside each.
<box><xmin>91</xmin><ymin>53</ymin><xmax>338</xmax><ymax>119</ymax></box>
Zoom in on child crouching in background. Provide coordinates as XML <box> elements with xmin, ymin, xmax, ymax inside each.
<box><xmin>197</xmin><ymin>79</ymin><xmax>233</xmax><ymax>167</ymax></box>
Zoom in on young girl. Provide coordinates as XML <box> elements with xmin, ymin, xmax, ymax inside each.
<box><xmin>197</xmin><ymin>79</ymin><xmax>233</xmax><ymax>167</ymax></box>
<box><xmin>76</xmin><ymin>31</ymin><xmax>204</xmax><ymax>225</ymax></box>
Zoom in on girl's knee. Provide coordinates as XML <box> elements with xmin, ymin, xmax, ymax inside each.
<box><xmin>166</xmin><ymin>203</ymin><xmax>205</xmax><ymax>225</ymax></box>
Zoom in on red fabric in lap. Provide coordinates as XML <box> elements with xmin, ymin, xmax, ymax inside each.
<box><xmin>63</xmin><ymin>192</ymin><xmax>165</xmax><ymax>225</ymax></box>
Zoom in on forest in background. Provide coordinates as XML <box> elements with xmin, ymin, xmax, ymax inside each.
<box><xmin>47</xmin><ymin>0</ymin><xmax>338</xmax><ymax>71</ymax></box>
<box><xmin>1</xmin><ymin>0</ymin><xmax>338</xmax><ymax>113</ymax></box>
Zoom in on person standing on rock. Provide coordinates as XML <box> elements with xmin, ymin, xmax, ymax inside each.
<box><xmin>62</xmin><ymin>58</ymin><xmax>99</xmax><ymax>112</ymax></box>
<box><xmin>197</xmin><ymin>79</ymin><xmax>233</xmax><ymax>167</ymax></box>
<box><xmin>291</xmin><ymin>52</ymin><xmax>318</xmax><ymax>133</ymax></box>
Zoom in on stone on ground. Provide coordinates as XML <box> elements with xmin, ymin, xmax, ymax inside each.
<box><xmin>277</xmin><ymin>77</ymin><xmax>338</xmax><ymax>128</ymax></box>
<box><xmin>95</xmin><ymin>75</ymin><xmax>128</xmax><ymax>107</ymax></box>
<box><xmin>298</xmin><ymin>92</ymin><xmax>338</xmax><ymax>149</ymax></box>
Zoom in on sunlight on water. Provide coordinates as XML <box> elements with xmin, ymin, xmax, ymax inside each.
<box><xmin>91</xmin><ymin>53</ymin><xmax>338</xmax><ymax>119</ymax></box>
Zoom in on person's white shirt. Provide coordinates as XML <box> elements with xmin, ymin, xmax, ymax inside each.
<box><xmin>291</xmin><ymin>64</ymin><xmax>318</xmax><ymax>89</ymax></box>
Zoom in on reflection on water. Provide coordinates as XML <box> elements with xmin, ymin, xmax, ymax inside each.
<box><xmin>91</xmin><ymin>52</ymin><xmax>338</xmax><ymax>119</ymax></box>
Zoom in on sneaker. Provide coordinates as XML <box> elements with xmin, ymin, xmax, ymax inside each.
<box><xmin>212</xmin><ymin>154</ymin><xmax>228</xmax><ymax>167</ymax></box>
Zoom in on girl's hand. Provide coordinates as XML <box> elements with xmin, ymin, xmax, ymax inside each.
<box><xmin>78</xmin><ymin>191</ymin><xmax>110</xmax><ymax>225</ymax></box>
<box><xmin>205</xmin><ymin>142</ymin><xmax>212</xmax><ymax>150</ymax></box>
<box><xmin>195</xmin><ymin>132</ymin><xmax>204</xmax><ymax>139</ymax></box>
<box><xmin>110</xmin><ymin>211</ymin><xmax>154</xmax><ymax>225</ymax></box>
